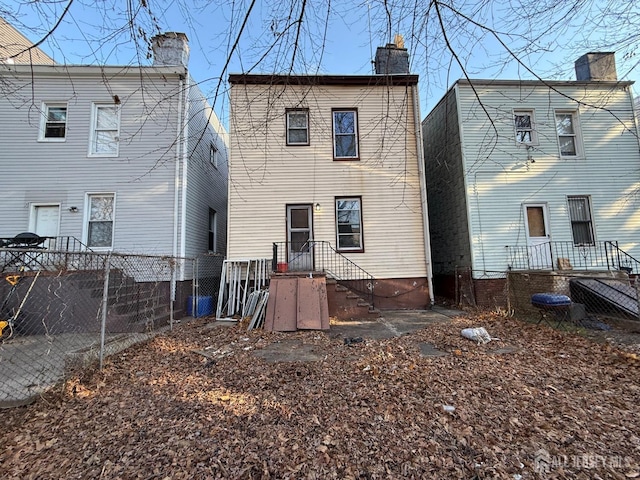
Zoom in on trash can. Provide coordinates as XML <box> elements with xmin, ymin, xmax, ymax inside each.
<box><xmin>187</xmin><ymin>295</ymin><xmax>213</xmax><ymax>317</ymax></box>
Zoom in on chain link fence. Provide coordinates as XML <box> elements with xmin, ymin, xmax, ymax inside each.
<box><xmin>449</xmin><ymin>267</ymin><xmax>640</xmax><ymax>329</ymax></box>
<box><xmin>507</xmin><ymin>270</ymin><xmax>638</xmax><ymax>327</ymax></box>
<box><xmin>0</xmin><ymin>249</ymin><xmax>223</xmax><ymax>408</ymax></box>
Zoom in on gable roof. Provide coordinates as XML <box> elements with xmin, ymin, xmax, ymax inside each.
<box><xmin>0</xmin><ymin>17</ymin><xmax>55</xmax><ymax>65</ymax></box>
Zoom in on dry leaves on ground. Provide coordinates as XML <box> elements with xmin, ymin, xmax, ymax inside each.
<box><xmin>1</xmin><ymin>312</ymin><xmax>640</xmax><ymax>479</ymax></box>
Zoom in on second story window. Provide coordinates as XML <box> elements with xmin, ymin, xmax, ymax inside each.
<box><xmin>286</xmin><ymin>109</ymin><xmax>309</xmax><ymax>145</ymax></box>
<box><xmin>210</xmin><ymin>143</ymin><xmax>218</xmax><ymax>168</ymax></box>
<box><xmin>90</xmin><ymin>104</ymin><xmax>120</xmax><ymax>156</ymax></box>
<box><xmin>332</xmin><ymin>109</ymin><xmax>359</xmax><ymax>159</ymax></box>
<box><xmin>555</xmin><ymin>111</ymin><xmax>580</xmax><ymax>157</ymax></box>
<box><xmin>514</xmin><ymin>110</ymin><xmax>535</xmax><ymax>144</ymax></box>
<box><xmin>40</xmin><ymin>103</ymin><xmax>67</xmax><ymax>141</ymax></box>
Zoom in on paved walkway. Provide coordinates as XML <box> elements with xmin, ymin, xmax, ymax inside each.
<box><xmin>252</xmin><ymin>306</ymin><xmax>464</xmax><ymax>363</ymax></box>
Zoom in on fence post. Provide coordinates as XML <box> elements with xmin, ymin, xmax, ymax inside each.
<box><xmin>99</xmin><ymin>254</ymin><xmax>112</xmax><ymax>370</ymax></box>
<box><xmin>169</xmin><ymin>258</ymin><xmax>175</xmax><ymax>331</ymax></box>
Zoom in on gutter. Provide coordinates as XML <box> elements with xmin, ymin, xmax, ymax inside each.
<box><xmin>412</xmin><ymin>83</ymin><xmax>435</xmax><ymax>306</ymax></box>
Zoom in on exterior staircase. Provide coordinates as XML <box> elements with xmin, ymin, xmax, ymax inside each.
<box><xmin>326</xmin><ymin>277</ymin><xmax>380</xmax><ymax>320</ymax></box>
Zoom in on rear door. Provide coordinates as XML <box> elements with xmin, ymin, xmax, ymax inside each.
<box><xmin>286</xmin><ymin>205</ymin><xmax>313</xmax><ymax>271</ymax></box>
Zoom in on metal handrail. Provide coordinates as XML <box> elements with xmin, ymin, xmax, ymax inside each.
<box><xmin>506</xmin><ymin>240</ymin><xmax>640</xmax><ymax>275</ymax></box>
<box><xmin>272</xmin><ymin>240</ymin><xmax>375</xmax><ymax>308</ymax></box>
<box><xmin>0</xmin><ymin>236</ymin><xmax>97</xmax><ymax>273</ymax></box>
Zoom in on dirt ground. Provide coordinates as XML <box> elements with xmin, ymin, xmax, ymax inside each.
<box><xmin>2</xmin><ymin>311</ymin><xmax>640</xmax><ymax>479</ymax></box>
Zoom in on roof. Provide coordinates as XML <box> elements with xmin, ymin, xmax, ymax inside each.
<box><xmin>228</xmin><ymin>73</ymin><xmax>419</xmax><ymax>86</ymax></box>
<box><xmin>0</xmin><ymin>63</ymin><xmax>187</xmax><ymax>78</ymax></box>
<box><xmin>0</xmin><ymin>17</ymin><xmax>55</xmax><ymax>65</ymax></box>
<box><xmin>456</xmin><ymin>78</ymin><xmax>634</xmax><ymax>88</ymax></box>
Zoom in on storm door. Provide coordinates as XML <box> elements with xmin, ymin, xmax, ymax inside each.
<box><xmin>286</xmin><ymin>205</ymin><xmax>313</xmax><ymax>271</ymax></box>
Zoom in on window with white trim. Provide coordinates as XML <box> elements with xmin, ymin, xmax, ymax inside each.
<box><xmin>332</xmin><ymin>109</ymin><xmax>358</xmax><ymax>159</ymax></box>
<box><xmin>514</xmin><ymin>110</ymin><xmax>535</xmax><ymax>144</ymax></box>
<box><xmin>286</xmin><ymin>109</ymin><xmax>309</xmax><ymax>145</ymax></box>
<box><xmin>336</xmin><ymin>197</ymin><xmax>363</xmax><ymax>251</ymax></box>
<box><xmin>555</xmin><ymin>111</ymin><xmax>580</xmax><ymax>157</ymax></box>
<box><xmin>568</xmin><ymin>196</ymin><xmax>594</xmax><ymax>245</ymax></box>
<box><xmin>90</xmin><ymin>104</ymin><xmax>120</xmax><ymax>156</ymax></box>
<box><xmin>210</xmin><ymin>143</ymin><xmax>218</xmax><ymax>168</ymax></box>
<box><xmin>208</xmin><ymin>208</ymin><xmax>217</xmax><ymax>252</ymax></box>
<box><xmin>40</xmin><ymin>103</ymin><xmax>67</xmax><ymax>141</ymax></box>
<box><xmin>87</xmin><ymin>194</ymin><xmax>115</xmax><ymax>248</ymax></box>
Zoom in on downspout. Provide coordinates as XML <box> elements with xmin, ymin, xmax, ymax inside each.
<box><xmin>180</xmin><ymin>75</ymin><xmax>190</xmax><ymax>259</ymax></box>
<box><xmin>412</xmin><ymin>83</ymin><xmax>435</xmax><ymax>306</ymax></box>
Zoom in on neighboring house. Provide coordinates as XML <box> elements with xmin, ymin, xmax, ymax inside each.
<box><xmin>0</xmin><ymin>32</ymin><xmax>228</xmax><ymax>261</ymax></box>
<box><xmin>0</xmin><ymin>16</ymin><xmax>55</xmax><ymax>65</ymax></box>
<box><xmin>227</xmin><ymin>41</ymin><xmax>433</xmax><ymax>313</ymax></box>
<box><xmin>423</xmin><ymin>52</ymin><xmax>640</xmax><ymax>306</ymax></box>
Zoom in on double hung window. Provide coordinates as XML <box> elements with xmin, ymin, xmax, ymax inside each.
<box><xmin>210</xmin><ymin>143</ymin><xmax>218</xmax><ymax>168</ymax></box>
<box><xmin>514</xmin><ymin>110</ymin><xmax>535</xmax><ymax>144</ymax></box>
<box><xmin>555</xmin><ymin>111</ymin><xmax>580</xmax><ymax>157</ymax></box>
<box><xmin>336</xmin><ymin>197</ymin><xmax>363</xmax><ymax>252</ymax></box>
<box><xmin>87</xmin><ymin>194</ymin><xmax>115</xmax><ymax>248</ymax></box>
<box><xmin>40</xmin><ymin>103</ymin><xmax>67</xmax><ymax>141</ymax></box>
<box><xmin>332</xmin><ymin>109</ymin><xmax>358</xmax><ymax>159</ymax></box>
<box><xmin>567</xmin><ymin>196</ymin><xmax>594</xmax><ymax>245</ymax></box>
<box><xmin>286</xmin><ymin>109</ymin><xmax>309</xmax><ymax>145</ymax></box>
<box><xmin>90</xmin><ymin>104</ymin><xmax>120</xmax><ymax>156</ymax></box>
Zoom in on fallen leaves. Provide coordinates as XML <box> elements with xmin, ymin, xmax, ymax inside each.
<box><xmin>1</xmin><ymin>313</ymin><xmax>640</xmax><ymax>479</ymax></box>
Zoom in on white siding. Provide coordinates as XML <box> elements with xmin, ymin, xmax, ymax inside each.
<box><xmin>0</xmin><ymin>65</ymin><xmax>227</xmax><ymax>261</ymax></box>
<box><xmin>183</xmin><ymin>76</ymin><xmax>229</xmax><ymax>257</ymax></box>
<box><xmin>228</xmin><ymin>81</ymin><xmax>428</xmax><ymax>279</ymax></box>
<box><xmin>452</xmin><ymin>81</ymin><xmax>640</xmax><ymax>273</ymax></box>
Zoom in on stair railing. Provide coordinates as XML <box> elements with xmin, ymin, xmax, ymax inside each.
<box><xmin>272</xmin><ymin>240</ymin><xmax>375</xmax><ymax>308</ymax></box>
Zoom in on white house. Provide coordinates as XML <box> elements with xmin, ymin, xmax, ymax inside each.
<box><xmin>227</xmin><ymin>41</ymin><xmax>433</xmax><ymax>315</ymax></box>
<box><xmin>0</xmin><ymin>32</ymin><xmax>228</xmax><ymax>262</ymax></box>
<box><xmin>423</xmin><ymin>52</ymin><xmax>640</xmax><ymax>306</ymax></box>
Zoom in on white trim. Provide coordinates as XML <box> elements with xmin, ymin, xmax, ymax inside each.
<box><xmin>88</xmin><ymin>103</ymin><xmax>121</xmax><ymax>157</ymax></box>
<box><xmin>513</xmin><ymin>108</ymin><xmax>537</xmax><ymax>146</ymax></box>
<box><xmin>28</xmin><ymin>202</ymin><xmax>61</xmax><ymax>236</ymax></box>
<box><xmin>555</xmin><ymin>109</ymin><xmax>583</xmax><ymax>159</ymax></box>
<box><xmin>566</xmin><ymin>195</ymin><xmax>595</xmax><ymax>245</ymax></box>
<box><xmin>84</xmin><ymin>193</ymin><xmax>116</xmax><ymax>251</ymax></box>
<box><xmin>412</xmin><ymin>84</ymin><xmax>435</xmax><ymax>305</ymax></box>
<box><xmin>38</xmin><ymin>102</ymin><xmax>68</xmax><ymax>142</ymax></box>
<box><xmin>286</xmin><ymin>109</ymin><xmax>310</xmax><ymax>145</ymax></box>
<box><xmin>210</xmin><ymin>142</ymin><xmax>218</xmax><ymax>168</ymax></box>
<box><xmin>522</xmin><ymin>202</ymin><xmax>551</xmax><ymax>240</ymax></box>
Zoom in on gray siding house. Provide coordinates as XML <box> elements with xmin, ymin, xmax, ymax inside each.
<box><xmin>0</xmin><ymin>32</ymin><xmax>228</xmax><ymax>263</ymax></box>
<box><xmin>423</xmin><ymin>53</ymin><xmax>640</xmax><ymax>306</ymax></box>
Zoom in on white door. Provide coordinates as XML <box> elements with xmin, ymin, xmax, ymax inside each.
<box><xmin>287</xmin><ymin>205</ymin><xmax>313</xmax><ymax>271</ymax></box>
<box><xmin>524</xmin><ymin>204</ymin><xmax>552</xmax><ymax>269</ymax></box>
<box><xmin>32</xmin><ymin>205</ymin><xmax>60</xmax><ymax>249</ymax></box>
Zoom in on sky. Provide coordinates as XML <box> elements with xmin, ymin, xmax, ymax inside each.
<box><xmin>3</xmin><ymin>0</ymin><xmax>639</xmax><ymax>125</ymax></box>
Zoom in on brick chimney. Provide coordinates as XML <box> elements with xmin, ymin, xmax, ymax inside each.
<box><xmin>374</xmin><ymin>34</ymin><xmax>409</xmax><ymax>74</ymax></box>
<box><xmin>575</xmin><ymin>52</ymin><xmax>617</xmax><ymax>81</ymax></box>
<box><xmin>151</xmin><ymin>32</ymin><xmax>189</xmax><ymax>67</ymax></box>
